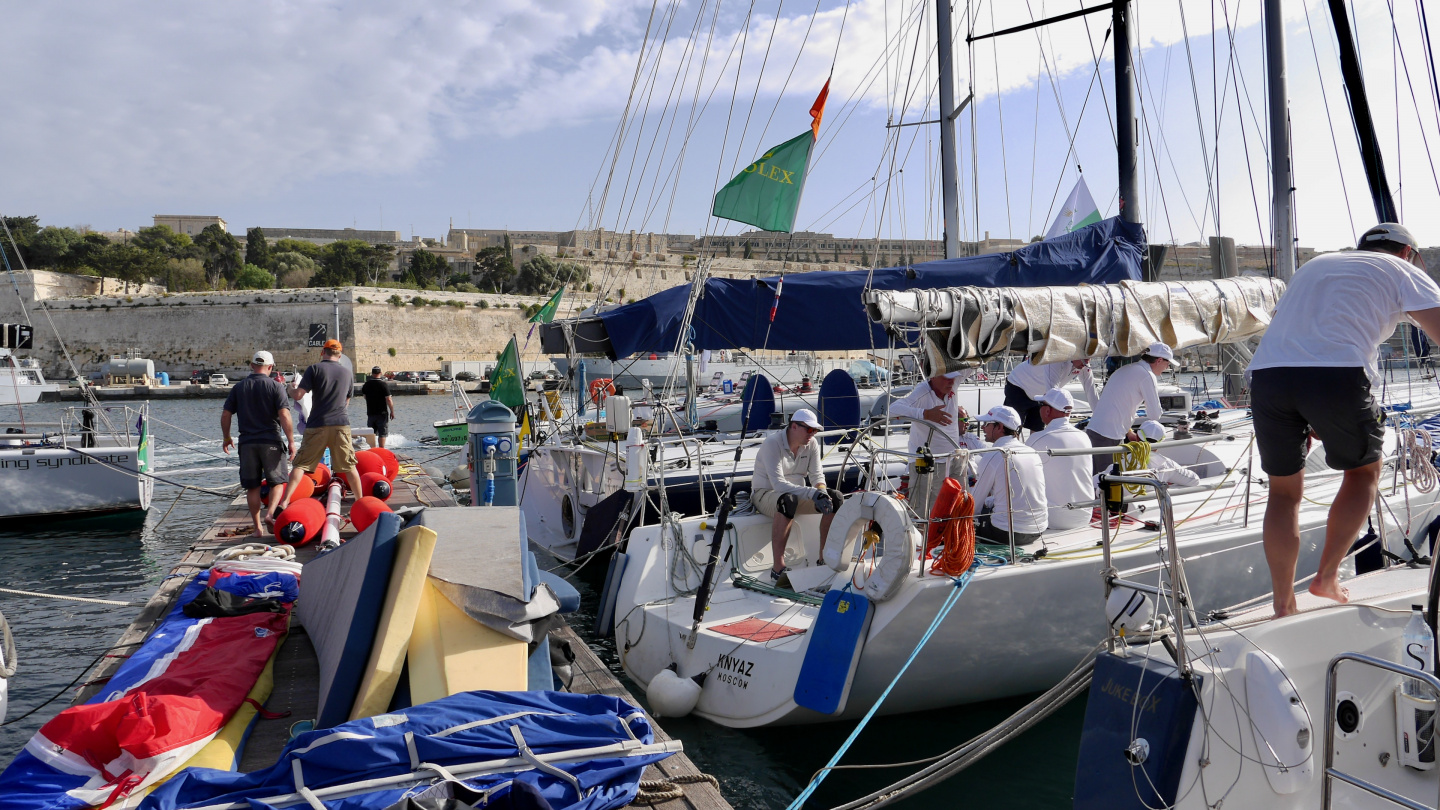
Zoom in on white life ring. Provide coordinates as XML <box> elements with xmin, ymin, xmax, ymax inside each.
<box><xmin>822</xmin><ymin>491</ymin><xmax>918</xmax><ymax>602</ymax></box>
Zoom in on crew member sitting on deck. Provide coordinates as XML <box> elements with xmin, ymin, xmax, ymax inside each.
<box><xmin>750</xmin><ymin>408</ymin><xmax>841</xmax><ymax>583</ymax></box>
<box><xmin>1003</xmin><ymin>357</ymin><xmax>1099</xmax><ymax>433</ymax></box>
<box><xmin>1025</xmin><ymin>388</ymin><xmax>1093</xmax><ymax>531</ymax></box>
<box><xmin>1086</xmin><ymin>342</ymin><xmax>1173</xmax><ymax>475</ymax></box>
<box><xmin>888</xmin><ymin>368</ymin><xmax>983</xmax><ymax>517</ymax></box>
<box><xmin>970</xmin><ymin>406</ymin><xmax>1048</xmax><ymax>545</ymax></box>
<box><xmin>1137</xmin><ymin>420</ymin><xmax>1201</xmax><ymax>486</ymax></box>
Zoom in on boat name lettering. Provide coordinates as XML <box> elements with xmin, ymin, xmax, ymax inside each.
<box><xmin>1099</xmin><ymin>678</ymin><xmax>1162</xmax><ymax>714</ymax></box>
<box><xmin>716</xmin><ymin>653</ymin><xmax>755</xmax><ymax>677</ymax></box>
<box><xmin>32</xmin><ymin>454</ymin><xmax>130</xmax><ymax>469</ymax></box>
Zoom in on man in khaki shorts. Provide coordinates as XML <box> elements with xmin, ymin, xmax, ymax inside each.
<box><xmin>750</xmin><ymin>408</ymin><xmax>842</xmax><ymax>583</ymax></box>
<box><xmin>276</xmin><ymin>339</ymin><xmax>363</xmax><ymax>513</ymax></box>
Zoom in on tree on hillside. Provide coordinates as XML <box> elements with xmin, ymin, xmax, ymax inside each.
<box><xmin>272</xmin><ymin>238</ymin><xmax>324</xmax><ymax>260</ymax></box>
<box><xmin>26</xmin><ymin>226</ymin><xmax>82</xmax><ymax>268</ymax></box>
<box><xmin>473</xmin><ymin>245</ymin><xmax>516</xmax><ymax>293</ymax></box>
<box><xmin>0</xmin><ymin>216</ymin><xmax>41</xmax><ymax>268</ymax></box>
<box><xmin>311</xmin><ymin>239</ymin><xmax>371</xmax><ymax>286</ymax></box>
<box><xmin>513</xmin><ymin>254</ymin><xmax>588</xmax><ymax>295</ymax></box>
<box><xmin>235</xmin><ymin>263</ymin><xmax>276</xmax><ymax>289</ymax></box>
<box><xmin>132</xmin><ymin>225</ymin><xmax>194</xmax><ymax>259</ymax></box>
<box><xmin>167</xmin><ymin>258</ymin><xmax>207</xmax><ymax>292</ymax></box>
<box><xmin>407</xmin><ymin>249</ymin><xmax>449</xmax><ymax>287</ymax></box>
<box><xmin>272</xmin><ymin>251</ymin><xmax>317</xmax><ymax>288</ymax></box>
<box><xmin>68</xmin><ymin>233</ymin><xmax>112</xmax><ymax>280</ymax></box>
<box><xmin>245</xmin><ymin>228</ymin><xmax>271</xmax><ymax>269</ymax></box>
<box><xmin>194</xmin><ymin>224</ymin><xmax>242</xmax><ymax>288</ymax></box>
<box><xmin>363</xmin><ymin>243</ymin><xmax>396</xmax><ymax>285</ymax></box>
<box><xmin>104</xmin><ymin>243</ymin><xmax>165</xmax><ymax>288</ymax></box>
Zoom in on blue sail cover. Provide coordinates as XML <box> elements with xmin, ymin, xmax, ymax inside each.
<box><xmin>598</xmin><ymin>216</ymin><xmax>1144</xmax><ymax>356</ymax></box>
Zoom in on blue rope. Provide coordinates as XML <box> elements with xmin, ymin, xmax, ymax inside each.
<box><xmin>784</xmin><ymin>568</ymin><xmax>976</xmax><ymax>810</ymax></box>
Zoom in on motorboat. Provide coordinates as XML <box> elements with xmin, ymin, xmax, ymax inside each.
<box><xmin>0</xmin><ymin>349</ymin><xmax>53</xmax><ymax>406</ymax></box>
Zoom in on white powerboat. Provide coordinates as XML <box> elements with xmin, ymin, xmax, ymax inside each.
<box><xmin>0</xmin><ymin>350</ymin><xmax>53</xmax><ymax>406</ymax></box>
<box><xmin>0</xmin><ymin>404</ymin><xmax>154</xmax><ymax>522</ymax></box>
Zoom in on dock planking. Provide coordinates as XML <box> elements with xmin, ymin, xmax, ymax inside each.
<box><xmin>72</xmin><ymin>452</ymin><xmax>733</xmax><ymax>810</ymax></box>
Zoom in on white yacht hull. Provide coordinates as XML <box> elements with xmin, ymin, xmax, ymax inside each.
<box><xmin>0</xmin><ymin>439</ymin><xmax>153</xmax><ymax>520</ymax></box>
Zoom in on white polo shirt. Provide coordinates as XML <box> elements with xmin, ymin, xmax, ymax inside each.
<box><xmin>970</xmin><ymin>435</ymin><xmax>1048</xmax><ymax>534</ymax></box>
<box><xmin>1088</xmin><ymin>361</ymin><xmax>1163</xmax><ymax>441</ymax></box>
<box><xmin>1026</xmin><ymin>417</ymin><xmax>1094</xmax><ymax>530</ymax></box>
<box><xmin>1249</xmin><ymin>250</ymin><xmax>1440</xmax><ymax>385</ymax></box>
<box><xmin>1007</xmin><ymin>359</ymin><xmax>1100</xmax><ymax>406</ymax></box>
<box><xmin>751</xmin><ymin>428</ymin><xmax>824</xmax><ymax>496</ymax></box>
<box><xmin>889</xmin><ymin>379</ymin><xmax>966</xmax><ymax>456</ymax></box>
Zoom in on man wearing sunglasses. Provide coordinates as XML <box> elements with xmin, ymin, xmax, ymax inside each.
<box><xmin>751</xmin><ymin>408</ymin><xmax>842</xmax><ymax>584</ymax></box>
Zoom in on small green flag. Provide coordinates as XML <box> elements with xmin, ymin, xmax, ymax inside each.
<box><xmin>489</xmin><ymin>336</ymin><xmax>526</xmax><ymax>412</ymax></box>
<box><xmin>529</xmin><ymin>288</ymin><xmax>564</xmax><ymax>323</ymax></box>
<box><xmin>712</xmin><ymin>130</ymin><xmax>814</xmax><ymax>232</ymax></box>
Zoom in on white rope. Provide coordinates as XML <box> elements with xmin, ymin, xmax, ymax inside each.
<box><xmin>0</xmin><ymin>586</ymin><xmax>143</xmax><ymax>607</ymax></box>
<box><xmin>1401</xmin><ymin>427</ymin><xmax>1437</xmax><ymax>494</ymax></box>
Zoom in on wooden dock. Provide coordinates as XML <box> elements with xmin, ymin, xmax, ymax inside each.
<box><xmin>75</xmin><ymin>453</ymin><xmax>730</xmax><ymax>810</ymax></box>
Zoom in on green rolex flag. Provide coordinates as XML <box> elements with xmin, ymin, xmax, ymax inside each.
<box><xmin>489</xmin><ymin>336</ymin><xmax>526</xmax><ymax>412</ymax></box>
<box><xmin>529</xmin><ymin>288</ymin><xmax>564</xmax><ymax>323</ymax></box>
<box><xmin>711</xmin><ymin>130</ymin><xmax>814</xmax><ymax>232</ymax></box>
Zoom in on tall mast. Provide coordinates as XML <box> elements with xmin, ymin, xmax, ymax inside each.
<box><xmin>1264</xmin><ymin>0</ymin><xmax>1295</xmax><ymax>280</ymax></box>
<box><xmin>936</xmin><ymin>0</ymin><xmax>961</xmax><ymax>258</ymax></box>
<box><xmin>1326</xmin><ymin>0</ymin><xmax>1400</xmax><ymax>223</ymax></box>
<box><xmin>1114</xmin><ymin>0</ymin><xmax>1139</xmax><ymax>225</ymax></box>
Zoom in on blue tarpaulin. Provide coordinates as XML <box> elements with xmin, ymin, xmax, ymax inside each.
<box><xmin>597</xmin><ymin>216</ymin><xmax>1145</xmax><ymax>356</ymax></box>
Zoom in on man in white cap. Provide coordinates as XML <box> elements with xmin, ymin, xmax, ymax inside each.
<box><xmin>1250</xmin><ymin>222</ymin><xmax>1440</xmax><ymax>616</ymax></box>
<box><xmin>221</xmin><ymin>350</ymin><xmax>296</xmax><ymax>537</ymax></box>
<box><xmin>971</xmin><ymin>405</ymin><xmax>1048</xmax><ymax>545</ymax></box>
<box><xmin>1025</xmin><ymin>388</ymin><xmax>1094</xmax><ymax>531</ymax></box>
<box><xmin>1004</xmin><ymin>358</ymin><xmax>1099</xmax><ymax>433</ymax></box>
<box><xmin>888</xmin><ymin>367</ymin><xmax>984</xmax><ymax>517</ymax></box>
<box><xmin>750</xmin><ymin>408</ymin><xmax>842</xmax><ymax>583</ymax></box>
<box><xmin>1137</xmin><ymin>420</ymin><xmax>1200</xmax><ymax>486</ymax></box>
<box><xmin>1087</xmin><ymin>342</ymin><xmax>1172</xmax><ymax>475</ymax></box>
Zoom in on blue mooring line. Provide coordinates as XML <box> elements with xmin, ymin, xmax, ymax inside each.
<box><xmin>785</xmin><ymin>567</ymin><xmax>976</xmax><ymax>810</ymax></box>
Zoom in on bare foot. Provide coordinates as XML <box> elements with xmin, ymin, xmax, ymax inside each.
<box><xmin>1273</xmin><ymin>594</ymin><xmax>1299</xmax><ymax>618</ymax></box>
<box><xmin>1308</xmin><ymin>578</ymin><xmax>1350</xmax><ymax>605</ymax></box>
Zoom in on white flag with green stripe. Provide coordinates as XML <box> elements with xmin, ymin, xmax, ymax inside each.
<box><xmin>1044</xmin><ymin>176</ymin><xmax>1102</xmax><ymax>239</ymax></box>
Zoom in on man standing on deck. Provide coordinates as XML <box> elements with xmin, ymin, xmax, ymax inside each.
<box><xmin>1025</xmin><ymin>388</ymin><xmax>1093</xmax><ymax>531</ymax></box>
<box><xmin>889</xmin><ymin>368</ymin><xmax>983</xmax><ymax>516</ymax></box>
<box><xmin>277</xmin><ymin>339</ymin><xmax>363</xmax><ymax>514</ymax></box>
<box><xmin>1086</xmin><ymin>343</ymin><xmax>1172</xmax><ymax>475</ymax></box>
<box><xmin>1004</xmin><ymin>358</ymin><xmax>1099</xmax><ymax>433</ymax></box>
<box><xmin>221</xmin><ymin>350</ymin><xmax>295</xmax><ymax>537</ymax></box>
<box><xmin>750</xmin><ymin>409</ymin><xmax>841</xmax><ymax>584</ymax></box>
<box><xmin>1252</xmin><ymin>223</ymin><xmax>1440</xmax><ymax>616</ymax></box>
<box><xmin>361</xmin><ymin>366</ymin><xmax>396</xmax><ymax>449</ymax></box>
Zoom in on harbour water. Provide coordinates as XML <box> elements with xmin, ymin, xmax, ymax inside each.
<box><xmin>0</xmin><ymin>395</ymin><xmax>1087</xmax><ymax>808</ymax></box>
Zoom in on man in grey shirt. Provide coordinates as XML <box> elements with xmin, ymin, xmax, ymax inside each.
<box><xmin>750</xmin><ymin>408</ymin><xmax>842</xmax><ymax>582</ymax></box>
<box><xmin>277</xmin><ymin>339</ymin><xmax>362</xmax><ymax>513</ymax></box>
<box><xmin>222</xmin><ymin>350</ymin><xmax>295</xmax><ymax>537</ymax></box>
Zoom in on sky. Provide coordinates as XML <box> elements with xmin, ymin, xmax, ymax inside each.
<box><xmin>4</xmin><ymin>0</ymin><xmax>1439</xmax><ymax>251</ymax></box>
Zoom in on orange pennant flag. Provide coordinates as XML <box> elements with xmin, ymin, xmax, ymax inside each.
<box><xmin>809</xmin><ymin>79</ymin><xmax>830</xmax><ymax>140</ymax></box>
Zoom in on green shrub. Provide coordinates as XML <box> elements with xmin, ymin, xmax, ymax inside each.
<box><xmin>410</xmin><ymin>295</ymin><xmax>426</xmax><ymax>307</ymax></box>
<box><xmin>356</xmin><ymin>296</ymin><xmax>371</xmax><ymax>304</ymax></box>
<box><xmin>388</xmin><ymin>347</ymin><xmax>397</xmax><ymax>357</ymax></box>
<box><xmin>478</xmin><ymin>300</ymin><xmax>490</xmax><ymax>309</ymax></box>
<box><xmin>388</xmin><ymin>294</ymin><xmax>404</xmax><ymax>306</ymax></box>
<box><xmin>446</xmin><ymin>300</ymin><xmax>464</xmax><ymax>308</ymax></box>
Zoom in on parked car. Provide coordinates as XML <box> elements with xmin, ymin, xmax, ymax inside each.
<box><xmin>190</xmin><ymin>370</ymin><xmax>211</xmax><ymax>384</ymax></box>
<box><xmin>208</xmin><ymin>373</ymin><xmax>230</xmax><ymax>386</ymax></box>
<box><xmin>421</xmin><ymin>371</ymin><xmax>441</xmax><ymax>382</ymax></box>
<box><xmin>454</xmin><ymin>371</ymin><xmax>477</xmax><ymax>381</ymax></box>
<box><xmin>394</xmin><ymin>371</ymin><xmax>419</xmax><ymax>383</ymax></box>
<box><xmin>438</xmin><ymin>371</ymin><xmax>452</xmax><ymax>381</ymax></box>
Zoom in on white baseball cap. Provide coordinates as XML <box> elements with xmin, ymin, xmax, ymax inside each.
<box><xmin>976</xmin><ymin>405</ymin><xmax>1022</xmax><ymax>431</ymax></box>
<box><xmin>1040</xmin><ymin>387</ymin><xmax>1074</xmax><ymax>411</ymax></box>
<box><xmin>1139</xmin><ymin>420</ymin><xmax>1166</xmax><ymax>442</ymax></box>
<box><xmin>1146</xmin><ymin>342</ymin><xmax>1175</xmax><ymax>362</ymax></box>
<box><xmin>791</xmin><ymin>408</ymin><xmax>823</xmax><ymax>430</ymax></box>
<box><xmin>251</xmin><ymin>350</ymin><xmax>275</xmax><ymax>366</ymax></box>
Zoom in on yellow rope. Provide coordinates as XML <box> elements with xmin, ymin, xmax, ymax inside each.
<box><xmin>1118</xmin><ymin>440</ymin><xmax>1151</xmax><ymax>494</ymax></box>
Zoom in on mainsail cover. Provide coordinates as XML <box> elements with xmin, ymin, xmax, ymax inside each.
<box><xmin>588</xmin><ymin>216</ymin><xmax>1144</xmax><ymax>357</ymax></box>
<box><xmin>866</xmin><ymin>276</ymin><xmax>1285</xmax><ymax>373</ymax></box>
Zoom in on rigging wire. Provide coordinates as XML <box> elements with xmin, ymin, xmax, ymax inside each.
<box><xmin>1302</xmin><ymin>0</ymin><xmax>1359</xmax><ymax>242</ymax></box>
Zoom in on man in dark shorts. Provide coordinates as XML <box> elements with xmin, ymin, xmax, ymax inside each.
<box><xmin>221</xmin><ymin>350</ymin><xmax>295</xmax><ymax>537</ymax></box>
<box><xmin>277</xmin><ymin>339</ymin><xmax>363</xmax><ymax>512</ymax></box>
<box><xmin>361</xmin><ymin>366</ymin><xmax>396</xmax><ymax>448</ymax></box>
<box><xmin>1250</xmin><ymin>223</ymin><xmax>1440</xmax><ymax>616</ymax></box>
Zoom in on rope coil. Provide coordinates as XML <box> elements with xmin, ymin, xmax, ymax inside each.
<box><xmin>632</xmin><ymin>773</ymin><xmax>720</xmax><ymax>805</ymax></box>
<box><xmin>1400</xmin><ymin>426</ymin><xmax>1437</xmax><ymax>494</ymax></box>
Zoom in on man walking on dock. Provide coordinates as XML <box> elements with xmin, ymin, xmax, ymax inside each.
<box><xmin>221</xmin><ymin>350</ymin><xmax>295</xmax><ymax>537</ymax></box>
<box><xmin>361</xmin><ymin>366</ymin><xmax>396</xmax><ymax>449</ymax></box>
<box><xmin>278</xmin><ymin>339</ymin><xmax>363</xmax><ymax>513</ymax></box>
<box><xmin>1252</xmin><ymin>223</ymin><xmax>1440</xmax><ymax>616</ymax></box>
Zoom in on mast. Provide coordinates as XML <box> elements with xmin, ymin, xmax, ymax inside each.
<box><xmin>1326</xmin><ymin>0</ymin><xmax>1400</xmax><ymax>223</ymax></box>
<box><xmin>1113</xmin><ymin>0</ymin><xmax>1139</xmax><ymax>225</ymax></box>
<box><xmin>1264</xmin><ymin>0</ymin><xmax>1295</xmax><ymax>280</ymax></box>
<box><xmin>936</xmin><ymin>0</ymin><xmax>961</xmax><ymax>258</ymax></box>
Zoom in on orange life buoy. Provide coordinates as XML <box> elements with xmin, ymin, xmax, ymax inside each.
<box><xmin>588</xmin><ymin>377</ymin><xmax>616</xmax><ymax>404</ymax></box>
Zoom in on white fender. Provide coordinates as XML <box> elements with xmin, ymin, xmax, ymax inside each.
<box><xmin>823</xmin><ymin>491</ymin><xmax>918</xmax><ymax>602</ymax></box>
<box><xmin>647</xmin><ymin>667</ymin><xmax>702</xmax><ymax>717</ymax></box>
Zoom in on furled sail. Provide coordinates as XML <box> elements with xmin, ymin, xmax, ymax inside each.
<box><xmin>865</xmin><ymin>276</ymin><xmax>1285</xmax><ymax>373</ymax></box>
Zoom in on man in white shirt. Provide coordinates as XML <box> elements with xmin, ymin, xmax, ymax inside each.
<box><xmin>750</xmin><ymin>408</ymin><xmax>842</xmax><ymax>582</ymax></box>
<box><xmin>1026</xmin><ymin>388</ymin><xmax>1093</xmax><ymax>531</ymax></box>
<box><xmin>1250</xmin><ymin>223</ymin><xmax>1440</xmax><ymax>616</ymax></box>
<box><xmin>1087</xmin><ymin>342</ymin><xmax>1172</xmax><ymax>475</ymax></box>
<box><xmin>1004</xmin><ymin>358</ymin><xmax>1100</xmax><ymax>432</ymax></box>
<box><xmin>888</xmin><ymin>370</ymin><xmax>984</xmax><ymax>516</ymax></box>
<box><xmin>971</xmin><ymin>406</ymin><xmax>1048</xmax><ymax>545</ymax></box>
<box><xmin>1137</xmin><ymin>421</ymin><xmax>1201</xmax><ymax>487</ymax></box>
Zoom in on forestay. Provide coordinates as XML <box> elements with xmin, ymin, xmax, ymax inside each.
<box><xmin>866</xmin><ymin>277</ymin><xmax>1285</xmax><ymax>371</ymax></box>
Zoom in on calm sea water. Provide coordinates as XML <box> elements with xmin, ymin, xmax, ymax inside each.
<box><xmin>0</xmin><ymin>395</ymin><xmax>1086</xmax><ymax>808</ymax></box>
